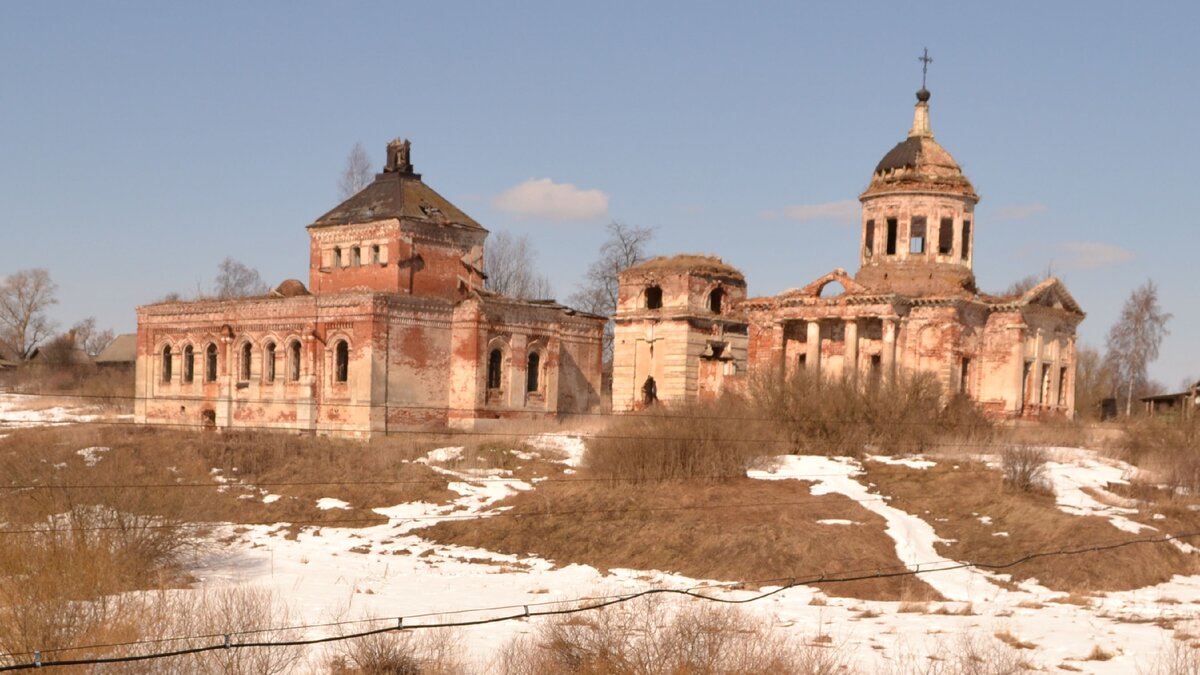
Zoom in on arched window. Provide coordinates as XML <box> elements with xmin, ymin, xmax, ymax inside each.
<box><xmin>263</xmin><ymin>342</ymin><xmax>276</xmax><ymax>383</ymax></box>
<box><xmin>333</xmin><ymin>247</ymin><xmax>343</xmax><ymax>268</ymax></box>
<box><xmin>161</xmin><ymin>345</ymin><xmax>172</xmax><ymax>382</ymax></box>
<box><xmin>205</xmin><ymin>343</ymin><xmax>218</xmax><ymax>382</ymax></box>
<box><xmin>371</xmin><ymin>245</ymin><xmax>381</xmax><ymax>264</ymax></box>
<box><xmin>527</xmin><ymin>352</ymin><xmax>541</xmax><ymax>393</ymax></box>
<box><xmin>642</xmin><ymin>376</ymin><xmax>658</xmax><ymax>405</ymax></box>
<box><xmin>334</xmin><ymin>340</ymin><xmax>349</xmax><ymax>383</ymax></box>
<box><xmin>183</xmin><ymin>345</ymin><xmax>194</xmax><ymax>383</ymax></box>
<box><xmin>487</xmin><ymin>349</ymin><xmax>503</xmax><ymax>390</ymax></box>
<box><xmin>708</xmin><ymin>288</ymin><xmax>724</xmax><ymax>314</ymax></box>
<box><xmin>240</xmin><ymin>342</ymin><xmax>252</xmax><ymax>381</ymax></box>
<box><xmin>288</xmin><ymin>340</ymin><xmax>301</xmax><ymax>381</ymax></box>
<box><xmin>352</xmin><ymin>247</ymin><xmax>361</xmax><ymax>266</ymax></box>
<box><xmin>645</xmin><ymin>286</ymin><xmax>663</xmax><ymax>309</ymax></box>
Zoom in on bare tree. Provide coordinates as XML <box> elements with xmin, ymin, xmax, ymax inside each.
<box><xmin>338</xmin><ymin>142</ymin><xmax>374</xmax><ymax>200</ymax></box>
<box><xmin>568</xmin><ymin>222</ymin><xmax>654</xmax><ymax>363</ymax></box>
<box><xmin>69</xmin><ymin>317</ymin><xmax>115</xmax><ymax>357</ymax></box>
<box><xmin>214</xmin><ymin>258</ymin><xmax>269</xmax><ymax>299</ymax></box>
<box><xmin>484</xmin><ymin>231</ymin><xmax>553</xmax><ymax>299</ymax></box>
<box><xmin>1073</xmin><ymin>344</ymin><xmax>1115</xmax><ymax>420</ymax></box>
<box><xmin>0</xmin><ymin>268</ymin><xmax>58</xmax><ymax>360</ymax></box>
<box><xmin>1105</xmin><ymin>279</ymin><xmax>1172</xmax><ymax>416</ymax></box>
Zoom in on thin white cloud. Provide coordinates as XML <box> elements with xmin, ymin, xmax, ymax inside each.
<box><xmin>994</xmin><ymin>203</ymin><xmax>1048</xmax><ymax>221</ymax></box>
<box><xmin>492</xmin><ymin>178</ymin><xmax>609</xmax><ymax>222</ymax></box>
<box><xmin>762</xmin><ymin>200</ymin><xmax>859</xmax><ymax>225</ymax></box>
<box><xmin>1054</xmin><ymin>241</ymin><xmax>1135</xmax><ymax>270</ymax></box>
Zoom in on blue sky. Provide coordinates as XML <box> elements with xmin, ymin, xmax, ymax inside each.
<box><xmin>2</xmin><ymin>2</ymin><xmax>1196</xmax><ymax>385</ymax></box>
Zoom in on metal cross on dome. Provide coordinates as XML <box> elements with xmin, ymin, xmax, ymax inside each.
<box><xmin>918</xmin><ymin>48</ymin><xmax>933</xmax><ymax>89</ymax></box>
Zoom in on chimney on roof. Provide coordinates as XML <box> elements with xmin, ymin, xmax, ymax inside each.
<box><xmin>385</xmin><ymin>138</ymin><xmax>413</xmax><ymax>174</ymax></box>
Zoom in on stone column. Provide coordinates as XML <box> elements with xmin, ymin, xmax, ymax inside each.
<box><xmin>844</xmin><ymin>319</ymin><xmax>859</xmax><ymax>382</ymax></box>
<box><xmin>771</xmin><ymin>321</ymin><xmax>787</xmax><ymax>373</ymax></box>
<box><xmin>806</xmin><ymin>320</ymin><xmax>821</xmax><ymax>376</ymax></box>
<box><xmin>881</xmin><ymin>318</ymin><xmax>897</xmax><ymax>382</ymax></box>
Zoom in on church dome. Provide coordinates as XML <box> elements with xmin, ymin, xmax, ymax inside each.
<box><xmin>862</xmin><ymin>90</ymin><xmax>978</xmax><ymax>201</ymax></box>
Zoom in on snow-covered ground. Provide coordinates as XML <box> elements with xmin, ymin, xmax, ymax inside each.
<box><xmin>5</xmin><ymin>399</ymin><xmax>1199</xmax><ymax>672</ymax></box>
<box><xmin>0</xmin><ymin>393</ymin><xmax>123</xmax><ymax>433</ymax></box>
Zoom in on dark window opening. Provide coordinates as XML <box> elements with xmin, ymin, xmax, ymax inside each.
<box><xmin>352</xmin><ymin>247</ymin><xmax>361</xmax><ymax>266</ymax></box>
<box><xmin>264</xmin><ymin>343</ymin><xmax>276</xmax><ymax>383</ymax></box>
<box><xmin>240</xmin><ymin>342</ymin><xmax>252</xmax><ymax>381</ymax></box>
<box><xmin>289</xmin><ymin>341</ymin><xmax>301</xmax><ymax>381</ymax></box>
<box><xmin>886</xmin><ymin>218</ymin><xmax>898</xmax><ymax>255</ymax></box>
<box><xmin>201</xmin><ymin>409</ymin><xmax>216</xmax><ymax>430</ymax></box>
<box><xmin>161</xmin><ymin>346</ymin><xmax>172</xmax><ymax>382</ymax></box>
<box><xmin>645</xmin><ymin>286</ymin><xmax>663</xmax><ymax>310</ymax></box>
<box><xmin>371</xmin><ymin>245</ymin><xmax>380</xmax><ymax>264</ymax></box>
<box><xmin>183</xmin><ymin>345</ymin><xmax>194</xmax><ymax>383</ymax></box>
<box><xmin>642</xmin><ymin>376</ymin><xmax>657</xmax><ymax>405</ymax></box>
<box><xmin>487</xmin><ymin>349</ymin><xmax>503</xmax><ymax>390</ymax></box>
<box><xmin>205</xmin><ymin>344</ymin><xmax>218</xmax><ymax>382</ymax></box>
<box><xmin>798</xmin><ymin>353</ymin><xmax>807</xmax><ymax>369</ymax></box>
<box><xmin>527</xmin><ymin>352</ymin><xmax>540</xmax><ymax>393</ymax></box>
<box><xmin>708</xmin><ymin>342</ymin><xmax>726</xmax><ymax>359</ymax></box>
<box><xmin>869</xmin><ymin>354</ymin><xmax>882</xmax><ymax>385</ymax></box>
<box><xmin>909</xmin><ymin>217</ymin><xmax>926</xmax><ymax>254</ymax></box>
<box><xmin>938</xmin><ymin>218</ymin><xmax>954</xmax><ymax>255</ymax></box>
<box><xmin>961</xmin><ymin>221</ymin><xmax>971</xmax><ymax>260</ymax></box>
<box><xmin>708</xmin><ymin>288</ymin><xmax>724</xmax><ymax>314</ymax></box>
<box><xmin>334</xmin><ymin>340</ymin><xmax>349</xmax><ymax>383</ymax></box>
<box><xmin>864</xmin><ymin>220</ymin><xmax>875</xmax><ymax>258</ymax></box>
<box><xmin>960</xmin><ymin>357</ymin><xmax>971</xmax><ymax>393</ymax></box>
<box><xmin>334</xmin><ymin>247</ymin><xmax>342</xmax><ymax>268</ymax></box>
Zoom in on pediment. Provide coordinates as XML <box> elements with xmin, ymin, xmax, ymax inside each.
<box><xmin>798</xmin><ymin>269</ymin><xmax>871</xmax><ymax>298</ymax></box>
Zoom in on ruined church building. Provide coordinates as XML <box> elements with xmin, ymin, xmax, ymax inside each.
<box><xmin>613</xmin><ymin>86</ymin><xmax>1084</xmax><ymax>418</ymax></box>
<box><xmin>135</xmin><ymin>82</ymin><xmax>1083</xmax><ymax>436</ymax></box>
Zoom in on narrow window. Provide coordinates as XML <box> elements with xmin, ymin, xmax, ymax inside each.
<box><xmin>961</xmin><ymin>220</ymin><xmax>971</xmax><ymax>260</ymax></box>
<box><xmin>487</xmin><ymin>349</ymin><xmax>503</xmax><ymax>389</ymax></box>
<box><xmin>959</xmin><ymin>357</ymin><xmax>971</xmax><ymax>394</ymax></box>
<box><xmin>886</xmin><ymin>218</ymin><xmax>898</xmax><ymax>255</ymax></box>
<box><xmin>205</xmin><ymin>343</ymin><xmax>218</xmax><ymax>382</ymax></box>
<box><xmin>909</xmin><ymin>216</ymin><xmax>926</xmax><ymax>254</ymax></box>
<box><xmin>264</xmin><ymin>342</ymin><xmax>276</xmax><ymax>383</ymax></box>
<box><xmin>239</xmin><ymin>342</ymin><xmax>252</xmax><ymax>381</ymax></box>
<box><xmin>870</xmin><ymin>354</ymin><xmax>882</xmax><ymax>383</ymax></box>
<box><xmin>527</xmin><ymin>352</ymin><xmax>540</xmax><ymax>393</ymax></box>
<box><xmin>864</xmin><ymin>220</ymin><xmax>875</xmax><ymax>258</ymax></box>
<box><xmin>161</xmin><ymin>345</ymin><xmax>172</xmax><ymax>382</ymax></box>
<box><xmin>798</xmin><ymin>353</ymin><xmax>807</xmax><ymax>369</ymax></box>
<box><xmin>1058</xmin><ymin>366</ymin><xmax>1068</xmax><ymax>406</ymax></box>
<box><xmin>352</xmin><ymin>247</ymin><xmax>361</xmax><ymax>266</ymax></box>
<box><xmin>334</xmin><ymin>247</ymin><xmax>342</xmax><ymax>268</ymax></box>
<box><xmin>183</xmin><ymin>345</ymin><xmax>194</xmax><ymax>383</ymax></box>
<box><xmin>708</xmin><ymin>288</ymin><xmax>724</xmax><ymax>314</ymax></box>
<box><xmin>334</xmin><ymin>340</ymin><xmax>349</xmax><ymax>383</ymax></box>
<box><xmin>938</xmin><ymin>218</ymin><xmax>954</xmax><ymax>255</ymax></box>
<box><xmin>288</xmin><ymin>340</ymin><xmax>301</xmax><ymax>381</ymax></box>
<box><xmin>371</xmin><ymin>245</ymin><xmax>380</xmax><ymax>265</ymax></box>
<box><xmin>645</xmin><ymin>286</ymin><xmax>663</xmax><ymax>309</ymax></box>
<box><xmin>642</xmin><ymin>376</ymin><xmax>658</xmax><ymax>405</ymax></box>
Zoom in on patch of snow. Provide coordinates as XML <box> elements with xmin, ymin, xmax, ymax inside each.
<box><xmin>817</xmin><ymin>519</ymin><xmax>855</xmax><ymax>526</ymax></box>
<box><xmin>420</xmin><ymin>446</ymin><xmax>464</xmax><ymax>464</ymax></box>
<box><xmin>76</xmin><ymin>446</ymin><xmax>109</xmax><ymax>467</ymax></box>
<box><xmin>1041</xmin><ymin>447</ymin><xmax>1151</xmax><ymax>534</ymax></box>
<box><xmin>977</xmin><ymin>515</ymin><xmax>993</xmax><ymax>525</ymax></box>
<box><xmin>992</xmin><ymin>531</ymin><xmax>1010</xmax><ymax>537</ymax></box>
<box><xmin>527</xmin><ymin>433</ymin><xmax>588</xmax><ymax>467</ymax></box>
<box><xmin>262</xmin><ymin>494</ymin><xmax>281</xmax><ymax>504</ymax></box>
<box><xmin>867</xmin><ymin>455</ymin><xmax>936</xmax><ymax>469</ymax></box>
<box><xmin>316</xmin><ymin>498</ymin><xmax>351</xmax><ymax>511</ymax></box>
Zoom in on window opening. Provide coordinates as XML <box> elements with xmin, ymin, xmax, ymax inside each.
<box><xmin>869</xmin><ymin>354</ymin><xmax>882</xmax><ymax>386</ymax></box>
<box><xmin>960</xmin><ymin>357</ymin><xmax>971</xmax><ymax>393</ymax></box>
<box><xmin>864</xmin><ymin>220</ymin><xmax>875</xmax><ymax>258</ymax></box>
<box><xmin>205</xmin><ymin>344</ymin><xmax>218</xmax><ymax>382</ymax></box>
<box><xmin>352</xmin><ymin>247</ymin><xmax>361</xmax><ymax>266</ymax></box>
<box><xmin>938</xmin><ymin>218</ymin><xmax>954</xmax><ymax>255</ymax></box>
<box><xmin>487</xmin><ymin>349</ymin><xmax>503</xmax><ymax>390</ymax></box>
<box><xmin>642</xmin><ymin>376</ymin><xmax>658</xmax><ymax>405</ymax></box>
<box><xmin>289</xmin><ymin>341</ymin><xmax>301</xmax><ymax>381</ymax></box>
<box><xmin>183</xmin><ymin>345</ymin><xmax>194</xmax><ymax>383</ymax></box>
<box><xmin>371</xmin><ymin>245</ymin><xmax>380</xmax><ymax>264</ymax></box>
<box><xmin>708</xmin><ymin>288</ymin><xmax>724</xmax><ymax>314</ymax></box>
<box><xmin>334</xmin><ymin>247</ymin><xmax>342</xmax><ymax>268</ymax></box>
<box><xmin>709</xmin><ymin>342</ymin><xmax>725</xmax><ymax>359</ymax></box>
<box><xmin>240</xmin><ymin>342</ymin><xmax>252</xmax><ymax>381</ymax></box>
<box><xmin>645</xmin><ymin>286</ymin><xmax>663</xmax><ymax>310</ymax></box>
<box><xmin>161</xmin><ymin>345</ymin><xmax>172</xmax><ymax>382</ymax></box>
<box><xmin>527</xmin><ymin>352</ymin><xmax>540</xmax><ymax>393</ymax></box>
<box><xmin>961</xmin><ymin>221</ymin><xmax>971</xmax><ymax>260</ymax></box>
<box><xmin>264</xmin><ymin>342</ymin><xmax>276</xmax><ymax>383</ymax></box>
<box><xmin>909</xmin><ymin>217</ymin><xmax>926</xmax><ymax>254</ymax></box>
<box><xmin>797</xmin><ymin>353</ymin><xmax>807</xmax><ymax>369</ymax></box>
<box><xmin>886</xmin><ymin>218</ymin><xmax>898</xmax><ymax>255</ymax></box>
<box><xmin>334</xmin><ymin>340</ymin><xmax>349</xmax><ymax>383</ymax></box>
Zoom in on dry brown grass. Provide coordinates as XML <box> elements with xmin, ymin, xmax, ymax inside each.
<box><xmin>493</xmin><ymin>596</ymin><xmax>845</xmax><ymax>675</ymax></box>
<box><xmin>993</xmin><ymin>629</ymin><xmax>1037</xmax><ymax>650</ymax></box>
<box><xmin>1117</xmin><ymin>416</ymin><xmax>1200</xmax><ymax>496</ymax></box>
<box><xmin>419</xmin><ymin>475</ymin><xmax>940</xmax><ymax>601</ymax></box>
<box><xmin>1084</xmin><ymin>644</ymin><xmax>1115</xmax><ymax>661</ymax></box>
<box><xmin>328</xmin><ymin>628</ymin><xmax>464</xmax><ymax>675</ymax></box>
<box><xmin>861</xmin><ymin>459</ymin><xmax>1200</xmax><ymax>592</ymax></box>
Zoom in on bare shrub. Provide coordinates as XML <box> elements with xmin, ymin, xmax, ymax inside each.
<box><xmin>329</xmin><ymin>628</ymin><xmax>464</xmax><ymax>675</ymax></box>
<box><xmin>1118</xmin><ymin>416</ymin><xmax>1200</xmax><ymax>494</ymax></box>
<box><xmin>495</xmin><ymin>597</ymin><xmax>844</xmax><ymax>675</ymax></box>
<box><xmin>1147</xmin><ymin>639</ymin><xmax>1200</xmax><ymax>675</ymax></box>
<box><xmin>1000</xmin><ymin>446</ymin><xmax>1049</xmax><ymax>493</ymax></box>
<box><xmin>585</xmin><ymin>395</ymin><xmax>771</xmax><ymax>483</ymax></box>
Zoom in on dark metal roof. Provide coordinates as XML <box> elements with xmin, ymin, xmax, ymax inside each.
<box><xmin>309</xmin><ymin>171</ymin><xmax>484</xmax><ymax>231</ymax></box>
<box><xmin>874</xmin><ymin>137</ymin><xmax>923</xmax><ymax>174</ymax></box>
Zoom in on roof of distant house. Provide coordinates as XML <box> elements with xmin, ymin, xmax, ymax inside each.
<box><xmin>95</xmin><ymin>333</ymin><xmax>137</xmax><ymax>364</ymax></box>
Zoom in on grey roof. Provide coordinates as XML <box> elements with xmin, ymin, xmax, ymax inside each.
<box><xmin>94</xmin><ymin>333</ymin><xmax>137</xmax><ymax>364</ymax></box>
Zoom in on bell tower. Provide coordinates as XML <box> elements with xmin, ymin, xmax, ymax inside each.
<box><xmin>855</xmin><ymin>68</ymin><xmax>980</xmax><ymax>296</ymax></box>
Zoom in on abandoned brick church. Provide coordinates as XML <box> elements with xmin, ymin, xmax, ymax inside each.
<box><xmin>135</xmin><ymin>140</ymin><xmax>605</xmax><ymax>437</ymax></box>
<box><xmin>612</xmin><ymin>87</ymin><xmax>1085</xmax><ymax>418</ymax></box>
